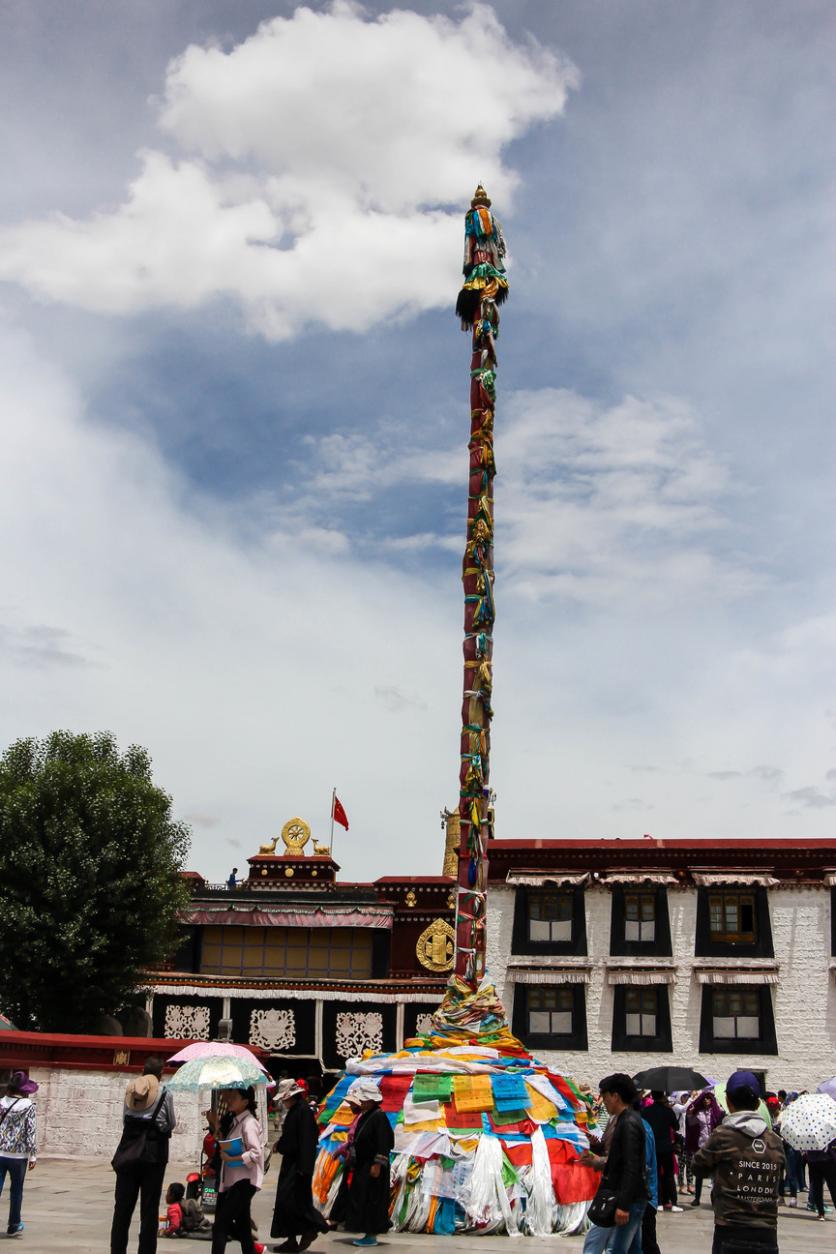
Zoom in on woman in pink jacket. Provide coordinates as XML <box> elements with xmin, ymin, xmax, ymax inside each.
<box><xmin>211</xmin><ymin>1087</ymin><xmax>264</xmax><ymax>1254</ymax></box>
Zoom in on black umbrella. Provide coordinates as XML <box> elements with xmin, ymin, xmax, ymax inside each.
<box><xmin>633</xmin><ymin>1066</ymin><xmax>710</xmax><ymax>1092</ymax></box>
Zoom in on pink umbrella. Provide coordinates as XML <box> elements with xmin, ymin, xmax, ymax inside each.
<box><xmin>167</xmin><ymin>1040</ymin><xmax>275</xmax><ymax>1085</ymax></box>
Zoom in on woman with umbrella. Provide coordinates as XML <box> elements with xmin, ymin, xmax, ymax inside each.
<box><xmin>342</xmin><ymin>1078</ymin><xmax>394</xmax><ymax>1249</ymax></box>
<box><xmin>270</xmin><ymin>1079</ymin><xmax>329</xmax><ymax>1252</ymax></box>
<box><xmin>211</xmin><ymin>1086</ymin><xmax>264</xmax><ymax>1254</ymax></box>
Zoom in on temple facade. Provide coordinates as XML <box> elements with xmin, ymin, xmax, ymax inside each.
<box><xmin>144</xmin><ymin>817</ymin><xmax>456</xmax><ymax>1078</ymax></box>
<box><xmin>485</xmin><ymin>836</ymin><xmax>836</xmax><ymax>1091</ymax></box>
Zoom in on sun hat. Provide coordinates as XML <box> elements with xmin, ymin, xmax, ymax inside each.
<box><xmin>9</xmin><ymin>1070</ymin><xmax>38</xmax><ymax>1096</ymax></box>
<box><xmin>346</xmin><ymin>1078</ymin><xmax>383</xmax><ymax>1105</ymax></box>
<box><xmin>276</xmin><ymin>1078</ymin><xmax>304</xmax><ymax>1100</ymax></box>
<box><xmin>125</xmin><ymin>1073</ymin><xmax>161</xmax><ymax>1112</ymax></box>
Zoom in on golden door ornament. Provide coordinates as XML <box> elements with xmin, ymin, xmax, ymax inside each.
<box><xmin>416</xmin><ymin>919</ymin><xmax>455</xmax><ymax>972</ymax></box>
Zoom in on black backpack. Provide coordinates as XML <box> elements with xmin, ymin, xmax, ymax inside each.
<box><xmin>111</xmin><ymin>1093</ymin><xmax>167</xmax><ymax>1171</ymax></box>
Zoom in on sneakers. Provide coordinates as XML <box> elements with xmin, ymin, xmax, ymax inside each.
<box><xmin>788</xmin><ymin>1197</ymin><xmax>797</xmax><ymax>1208</ymax></box>
<box><xmin>7</xmin><ymin>1224</ymin><xmax>24</xmax><ymax>1237</ymax></box>
<box><xmin>690</xmin><ymin>1198</ymin><xmax>700</xmax><ymax>1207</ymax></box>
<box><xmin>667</xmin><ymin>1205</ymin><xmax>684</xmax><ymax>1213</ymax></box>
<box><xmin>351</xmin><ymin>1239</ymin><xmax>379</xmax><ymax>1248</ymax></box>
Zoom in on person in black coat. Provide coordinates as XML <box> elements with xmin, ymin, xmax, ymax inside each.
<box><xmin>341</xmin><ymin>1079</ymin><xmax>393</xmax><ymax>1249</ymax></box>
<box><xmin>580</xmin><ymin>1073</ymin><xmax>648</xmax><ymax>1254</ymax></box>
<box><xmin>643</xmin><ymin>1090</ymin><xmax>682</xmax><ymax>1210</ymax></box>
<box><xmin>270</xmin><ymin>1080</ymin><xmax>328</xmax><ymax>1252</ymax></box>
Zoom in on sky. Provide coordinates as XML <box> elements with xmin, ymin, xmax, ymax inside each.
<box><xmin>1</xmin><ymin>1</ymin><xmax>834</xmax><ymax>881</ymax></box>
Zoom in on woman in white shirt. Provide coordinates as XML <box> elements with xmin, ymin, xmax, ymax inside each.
<box><xmin>211</xmin><ymin>1086</ymin><xmax>264</xmax><ymax>1254</ymax></box>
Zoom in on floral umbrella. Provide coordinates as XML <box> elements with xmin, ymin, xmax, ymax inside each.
<box><xmin>166</xmin><ymin>1054</ymin><xmax>269</xmax><ymax>1092</ymax></box>
<box><xmin>778</xmin><ymin>1093</ymin><xmax>836</xmax><ymax>1153</ymax></box>
<box><xmin>168</xmin><ymin>1041</ymin><xmax>270</xmax><ymax>1072</ymax></box>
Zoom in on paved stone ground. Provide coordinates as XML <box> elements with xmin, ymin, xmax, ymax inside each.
<box><xmin>4</xmin><ymin>1160</ymin><xmax>832</xmax><ymax>1252</ymax></box>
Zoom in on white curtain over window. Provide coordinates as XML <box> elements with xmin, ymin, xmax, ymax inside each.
<box><xmin>692</xmin><ymin>871</ymin><xmax>779</xmax><ymax>887</ymax></box>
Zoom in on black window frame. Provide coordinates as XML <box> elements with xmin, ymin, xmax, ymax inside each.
<box><xmin>512</xmin><ymin>981</ymin><xmax>588</xmax><ymax>1051</ymax></box>
<box><xmin>511</xmin><ymin>885</ymin><xmax>587</xmax><ymax>956</ymax></box>
<box><xmin>695</xmin><ymin>886</ymin><xmax>774</xmax><ymax>957</ymax></box>
<box><xmin>611</xmin><ymin>984</ymin><xmax>673</xmax><ymax>1053</ymax></box>
<box><xmin>610</xmin><ymin>885</ymin><xmax>672</xmax><ymax>957</ymax></box>
<box><xmin>698</xmin><ymin>984</ymin><xmax>777</xmax><ymax>1055</ymax></box>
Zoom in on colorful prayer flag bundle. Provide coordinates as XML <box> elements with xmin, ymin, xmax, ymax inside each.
<box><xmin>312</xmin><ymin>979</ymin><xmax>598</xmax><ymax>1236</ymax></box>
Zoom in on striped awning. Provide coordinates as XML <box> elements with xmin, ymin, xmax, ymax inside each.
<box><xmin>509</xmin><ymin>969</ymin><xmax>590</xmax><ymax>985</ymax></box>
<box><xmin>505</xmin><ymin>872</ymin><xmax>590</xmax><ymax>888</ymax></box>
<box><xmin>691</xmin><ymin>871</ymin><xmax>779</xmax><ymax>888</ymax></box>
<box><xmin>696</xmin><ymin>970</ymin><xmax>779</xmax><ymax>985</ymax></box>
<box><xmin>607</xmin><ymin>969</ymin><xmax>676</xmax><ymax>985</ymax></box>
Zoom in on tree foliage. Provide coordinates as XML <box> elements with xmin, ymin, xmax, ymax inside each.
<box><xmin>0</xmin><ymin>731</ymin><xmax>191</xmax><ymax>1031</ymax></box>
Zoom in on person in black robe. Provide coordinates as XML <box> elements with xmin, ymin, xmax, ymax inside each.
<box><xmin>342</xmin><ymin>1080</ymin><xmax>394</xmax><ymax>1249</ymax></box>
<box><xmin>270</xmin><ymin>1080</ymin><xmax>328</xmax><ymax>1252</ymax></box>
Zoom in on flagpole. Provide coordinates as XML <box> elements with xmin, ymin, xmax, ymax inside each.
<box><xmin>329</xmin><ymin>786</ymin><xmax>336</xmax><ymax>856</ymax></box>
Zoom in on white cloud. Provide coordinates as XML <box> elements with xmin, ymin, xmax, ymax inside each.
<box><xmin>0</xmin><ymin>3</ymin><xmax>577</xmax><ymax>339</ymax></box>
<box><xmin>2</xmin><ymin>323</ymin><xmax>835</xmax><ymax>880</ymax></box>
<box><xmin>297</xmin><ymin>386</ymin><xmax>754</xmax><ymax>608</ymax></box>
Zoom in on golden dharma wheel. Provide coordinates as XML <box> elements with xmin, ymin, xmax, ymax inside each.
<box><xmin>281</xmin><ymin>817</ymin><xmax>311</xmax><ymax>852</ymax></box>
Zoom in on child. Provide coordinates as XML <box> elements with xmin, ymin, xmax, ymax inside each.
<box><xmin>162</xmin><ymin>1182</ymin><xmax>185</xmax><ymax>1237</ymax></box>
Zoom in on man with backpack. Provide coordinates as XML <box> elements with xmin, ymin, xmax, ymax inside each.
<box><xmin>693</xmin><ymin>1069</ymin><xmax>784</xmax><ymax>1254</ymax></box>
<box><xmin>111</xmin><ymin>1056</ymin><xmax>176</xmax><ymax>1254</ymax></box>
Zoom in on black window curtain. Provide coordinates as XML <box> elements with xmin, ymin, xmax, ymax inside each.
<box><xmin>511</xmin><ymin>886</ymin><xmax>588</xmax><ymax>956</ymax></box>
<box><xmin>698</xmin><ymin>984</ymin><xmax>778</xmax><ymax>1055</ymax></box>
<box><xmin>511</xmin><ymin>982</ymin><xmax>588</xmax><ymax>1051</ymax></box>
<box><xmin>611</xmin><ymin>984</ymin><xmax>673</xmax><ymax>1052</ymax></box>
<box><xmin>609</xmin><ymin>886</ymin><xmax>673</xmax><ymax>957</ymax></box>
<box><xmin>694</xmin><ymin>886</ymin><xmax>774</xmax><ymax>958</ymax></box>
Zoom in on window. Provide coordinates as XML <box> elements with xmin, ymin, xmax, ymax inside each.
<box><xmin>200</xmin><ymin>925</ymin><xmax>373</xmax><ymax>978</ymax></box>
<box><xmin>529</xmin><ymin>892</ymin><xmax>573</xmax><ymax>943</ymax></box>
<box><xmin>625</xmin><ymin>893</ymin><xmax>655</xmax><ymax>942</ymax></box>
<box><xmin>625</xmin><ymin>987</ymin><xmax>657</xmax><ymax>1036</ymax></box>
<box><xmin>512</xmin><ymin>982</ymin><xmax>588</xmax><ymax>1050</ymax></box>
<box><xmin>511</xmin><ymin>886</ymin><xmax>587</xmax><ymax>955</ymax></box>
<box><xmin>711</xmin><ymin>989</ymin><xmax>760</xmax><ymax>1039</ymax></box>
<box><xmin>528</xmin><ymin>986</ymin><xmax>575</xmax><ymax>1036</ymax></box>
<box><xmin>699</xmin><ymin>984</ymin><xmax>777</xmax><ymax>1055</ymax></box>
<box><xmin>609</xmin><ymin>886</ymin><xmax>672</xmax><ymax>957</ymax></box>
<box><xmin>709</xmin><ymin>893</ymin><xmax>756</xmax><ymax>943</ymax></box>
<box><xmin>695</xmin><ymin>887</ymin><xmax>773</xmax><ymax>958</ymax></box>
<box><xmin>612</xmin><ymin>985</ymin><xmax>673</xmax><ymax>1052</ymax></box>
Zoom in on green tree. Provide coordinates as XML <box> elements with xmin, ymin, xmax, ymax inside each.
<box><xmin>0</xmin><ymin>731</ymin><xmax>191</xmax><ymax>1031</ymax></box>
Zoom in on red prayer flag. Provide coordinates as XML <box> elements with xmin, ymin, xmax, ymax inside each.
<box><xmin>332</xmin><ymin>795</ymin><xmax>349</xmax><ymax>830</ymax></box>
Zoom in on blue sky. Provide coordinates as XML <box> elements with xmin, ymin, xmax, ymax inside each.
<box><xmin>1</xmin><ymin>1</ymin><xmax>834</xmax><ymax>880</ymax></box>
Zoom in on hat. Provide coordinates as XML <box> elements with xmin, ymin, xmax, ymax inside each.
<box><xmin>726</xmin><ymin>1069</ymin><xmax>762</xmax><ymax>1100</ymax></box>
<box><xmin>125</xmin><ymin>1074</ymin><xmax>160</xmax><ymax>1112</ymax></box>
<box><xmin>276</xmin><ymin>1078</ymin><xmax>304</xmax><ymax>1101</ymax></box>
<box><xmin>9</xmin><ymin>1071</ymin><xmax>38</xmax><ymax>1097</ymax></box>
<box><xmin>346</xmin><ymin>1078</ymin><xmax>383</xmax><ymax>1105</ymax></box>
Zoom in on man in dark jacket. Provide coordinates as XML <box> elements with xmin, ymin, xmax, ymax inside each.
<box><xmin>581</xmin><ymin>1073</ymin><xmax>648</xmax><ymax>1254</ymax></box>
<box><xmin>693</xmin><ymin>1069</ymin><xmax>784</xmax><ymax>1254</ymax></box>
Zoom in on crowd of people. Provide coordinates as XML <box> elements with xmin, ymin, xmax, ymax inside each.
<box><xmin>1</xmin><ymin>1058</ymin><xmax>834</xmax><ymax>1252</ymax></box>
<box><xmin>581</xmin><ymin>1071</ymin><xmax>836</xmax><ymax>1254</ymax></box>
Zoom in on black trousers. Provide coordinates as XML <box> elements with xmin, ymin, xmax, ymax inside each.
<box><xmin>641</xmin><ymin>1202</ymin><xmax>660</xmax><ymax>1254</ymax></box>
<box><xmin>656</xmin><ymin>1151</ymin><xmax>678</xmax><ymax>1206</ymax></box>
<box><xmin>711</xmin><ymin>1225</ymin><xmax>778</xmax><ymax>1253</ymax></box>
<box><xmin>212</xmin><ymin>1181</ymin><xmax>257</xmax><ymax>1254</ymax></box>
<box><xmin>110</xmin><ymin>1161</ymin><xmax>167</xmax><ymax>1254</ymax></box>
<box><xmin>808</xmin><ymin>1159</ymin><xmax>836</xmax><ymax>1215</ymax></box>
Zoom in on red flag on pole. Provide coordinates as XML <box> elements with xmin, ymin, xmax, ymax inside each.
<box><xmin>332</xmin><ymin>795</ymin><xmax>349</xmax><ymax>830</ymax></box>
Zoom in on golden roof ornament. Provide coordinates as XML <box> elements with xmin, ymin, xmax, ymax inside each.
<box><xmin>471</xmin><ymin>183</ymin><xmax>491</xmax><ymax>208</ymax></box>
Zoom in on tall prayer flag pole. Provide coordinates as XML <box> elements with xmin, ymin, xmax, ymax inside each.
<box><xmin>451</xmin><ymin>185</ymin><xmax>507</xmax><ymax>989</ymax></box>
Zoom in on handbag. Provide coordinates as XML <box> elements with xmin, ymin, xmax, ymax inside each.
<box><xmin>111</xmin><ymin>1093</ymin><xmax>166</xmax><ymax>1171</ymax></box>
<box><xmin>587</xmin><ymin>1184</ymin><xmax>619</xmax><ymax>1227</ymax></box>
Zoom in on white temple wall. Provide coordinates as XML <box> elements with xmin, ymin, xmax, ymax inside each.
<box><xmin>487</xmin><ymin>883</ymin><xmax>835</xmax><ymax>1092</ymax></box>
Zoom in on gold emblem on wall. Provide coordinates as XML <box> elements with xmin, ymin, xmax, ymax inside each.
<box><xmin>405</xmin><ymin>890</ymin><xmax>417</xmax><ymax>907</ymax></box>
<box><xmin>416</xmin><ymin>919</ymin><xmax>455</xmax><ymax>972</ymax></box>
<box><xmin>281</xmin><ymin>817</ymin><xmax>311</xmax><ymax>853</ymax></box>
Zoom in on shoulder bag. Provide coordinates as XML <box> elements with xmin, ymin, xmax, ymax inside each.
<box><xmin>111</xmin><ymin>1093</ymin><xmax>166</xmax><ymax>1172</ymax></box>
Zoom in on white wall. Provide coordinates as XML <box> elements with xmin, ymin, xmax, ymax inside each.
<box><xmin>487</xmin><ymin>883</ymin><xmax>836</xmax><ymax>1092</ymax></box>
<box><xmin>29</xmin><ymin>1067</ymin><xmax>204</xmax><ymax>1161</ymax></box>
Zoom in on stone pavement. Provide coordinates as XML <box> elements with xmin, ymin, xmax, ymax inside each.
<box><xmin>5</xmin><ymin>1159</ymin><xmax>832</xmax><ymax>1252</ymax></box>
